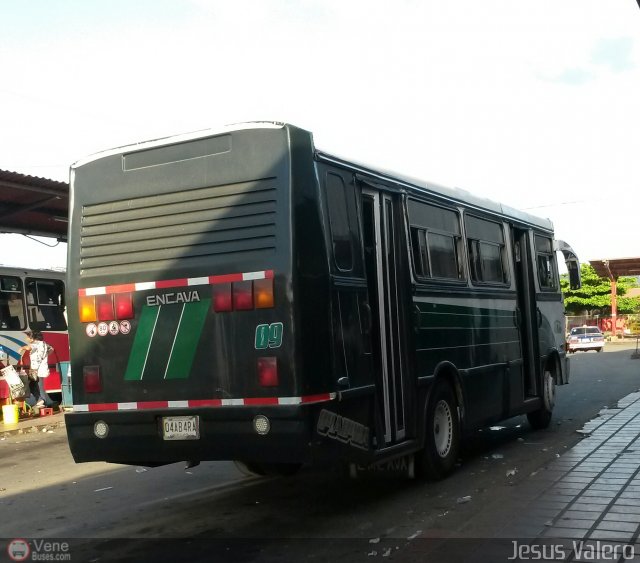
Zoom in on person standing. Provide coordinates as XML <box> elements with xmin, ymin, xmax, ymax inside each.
<box><xmin>18</xmin><ymin>330</ymin><xmax>55</xmax><ymax>408</ymax></box>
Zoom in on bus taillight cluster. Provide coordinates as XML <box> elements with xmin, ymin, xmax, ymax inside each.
<box><xmin>212</xmin><ymin>278</ymin><xmax>274</xmax><ymax>312</ymax></box>
<box><xmin>78</xmin><ymin>278</ymin><xmax>274</xmax><ymax>322</ymax></box>
<box><xmin>79</xmin><ymin>293</ymin><xmax>134</xmax><ymax>323</ymax></box>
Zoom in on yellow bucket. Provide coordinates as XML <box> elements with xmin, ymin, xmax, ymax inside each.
<box><xmin>2</xmin><ymin>404</ymin><xmax>19</xmax><ymax>425</ymax></box>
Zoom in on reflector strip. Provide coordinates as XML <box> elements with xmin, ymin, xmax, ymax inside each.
<box><xmin>73</xmin><ymin>393</ymin><xmax>336</xmax><ymax>412</ymax></box>
<box><xmin>79</xmin><ymin>270</ymin><xmax>274</xmax><ymax>297</ymax></box>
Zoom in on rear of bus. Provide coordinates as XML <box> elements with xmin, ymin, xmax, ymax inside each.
<box><xmin>65</xmin><ymin>123</ymin><xmax>329</xmax><ymax>466</ymax></box>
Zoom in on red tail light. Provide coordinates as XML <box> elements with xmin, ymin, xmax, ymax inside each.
<box><xmin>83</xmin><ymin>365</ymin><xmax>102</xmax><ymax>393</ymax></box>
<box><xmin>96</xmin><ymin>295</ymin><xmax>114</xmax><ymax>321</ymax></box>
<box><xmin>257</xmin><ymin>357</ymin><xmax>278</xmax><ymax>387</ymax></box>
<box><xmin>213</xmin><ymin>283</ymin><xmax>233</xmax><ymax>312</ymax></box>
<box><xmin>115</xmin><ymin>293</ymin><xmax>134</xmax><ymax>320</ymax></box>
<box><xmin>233</xmin><ymin>281</ymin><xmax>254</xmax><ymax>310</ymax></box>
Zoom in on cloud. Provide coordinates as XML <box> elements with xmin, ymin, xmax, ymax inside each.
<box><xmin>551</xmin><ymin>67</ymin><xmax>594</xmax><ymax>86</ymax></box>
<box><xmin>591</xmin><ymin>37</ymin><xmax>635</xmax><ymax>72</ymax></box>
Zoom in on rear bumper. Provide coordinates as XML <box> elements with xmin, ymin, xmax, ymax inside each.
<box><xmin>65</xmin><ymin>406</ymin><xmax>313</xmax><ymax>465</ymax></box>
<box><xmin>568</xmin><ymin>342</ymin><xmax>604</xmax><ymax>352</ymax></box>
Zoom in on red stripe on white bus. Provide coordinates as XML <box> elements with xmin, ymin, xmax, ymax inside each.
<box><xmin>73</xmin><ymin>393</ymin><xmax>336</xmax><ymax>412</ymax></box>
<box><xmin>78</xmin><ymin>270</ymin><xmax>275</xmax><ymax>297</ymax></box>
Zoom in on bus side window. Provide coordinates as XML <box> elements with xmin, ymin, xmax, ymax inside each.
<box><xmin>407</xmin><ymin>199</ymin><xmax>463</xmax><ymax>281</ymax></box>
<box><xmin>535</xmin><ymin>235</ymin><xmax>558</xmax><ymax>290</ymax></box>
<box><xmin>325</xmin><ymin>172</ymin><xmax>362</xmax><ymax>275</ymax></box>
<box><xmin>25</xmin><ymin>278</ymin><xmax>68</xmax><ymax>331</ymax></box>
<box><xmin>0</xmin><ymin>277</ymin><xmax>26</xmax><ymax>330</ymax></box>
<box><xmin>465</xmin><ymin>215</ymin><xmax>509</xmax><ymax>285</ymax></box>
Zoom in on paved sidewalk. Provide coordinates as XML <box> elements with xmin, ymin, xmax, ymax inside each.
<box><xmin>473</xmin><ymin>390</ymin><xmax>640</xmax><ymax>561</ymax></box>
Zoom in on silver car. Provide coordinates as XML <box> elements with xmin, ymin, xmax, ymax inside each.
<box><xmin>567</xmin><ymin>326</ymin><xmax>605</xmax><ymax>353</ymax></box>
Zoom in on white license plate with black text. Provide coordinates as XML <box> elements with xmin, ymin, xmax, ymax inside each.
<box><xmin>162</xmin><ymin>416</ymin><xmax>200</xmax><ymax>440</ymax></box>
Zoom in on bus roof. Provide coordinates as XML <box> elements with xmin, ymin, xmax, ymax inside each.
<box><xmin>315</xmin><ymin>150</ymin><xmax>554</xmax><ymax>232</ymax></box>
<box><xmin>71</xmin><ymin>121</ymin><xmax>553</xmax><ymax>233</ymax></box>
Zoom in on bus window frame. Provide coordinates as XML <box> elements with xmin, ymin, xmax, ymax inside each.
<box><xmin>464</xmin><ymin>213</ymin><xmax>510</xmax><ymax>288</ymax></box>
<box><xmin>0</xmin><ymin>276</ymin><xmax>26</xmax><ymax>331</ymax></box>
<box><xmin>534</xmin><ymin>234</ymin><xmax>559</xmax><ymax>292</ymax></box>
<box><xmin>24</xmin><ymin>277</ymin><xmax>67</xmax><ymax>331</ymax></box>
<box><xmin>324</xmin><ymin>171</ymin><xmax>363</xmax><ymax>277</ymax></box>
<box><xmin>406</xmin><ymin>197</ymin><xmax>466</xmax><ymax>285</ymax></box>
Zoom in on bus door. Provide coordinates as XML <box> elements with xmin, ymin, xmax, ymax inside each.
<box><xmin>511</xmin><ymin>227</ymin><xmax>540</xmax><ymax>398</ymax></box>
<box><xmin>361</xmin><ymin>187</ymin><xmax>408</xmax><ymax>446</ymax></box>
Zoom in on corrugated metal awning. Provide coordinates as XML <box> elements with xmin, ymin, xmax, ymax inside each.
<box><xmin>590</xmin><ymin>258</ymin><xmax>640</xmax><ymax>280</ymax></box>
<box><xmin>0</xmin><ymin>169</ymin><xmax>69</xmax><ymax>241</ymax></box>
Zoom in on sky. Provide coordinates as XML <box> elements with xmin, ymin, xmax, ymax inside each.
<box><xmin>1</xmin><ymin>0</ymin><xmax>639</xmax><ymax>271</ymax></box>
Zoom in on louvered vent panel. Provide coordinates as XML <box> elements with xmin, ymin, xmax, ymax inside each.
<box><xmin>80</xmin><ymin>179</ymin><xmax>277</xmax><ymax>277</ymax></box>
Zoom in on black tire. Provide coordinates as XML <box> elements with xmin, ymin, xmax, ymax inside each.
<box><xmin>597</xmin><ymin>348</ymin><xmax>603</xmax><ymax>353</ymax></box>
<box><xmin>416</xmin><ymin>378</ymin><xmax>460</xmax><ymax>480</ymax></box>
<box><xmin>527</xmin><ymin>364</ymin><xmax>556</xmax><ymax>430</ymax></box>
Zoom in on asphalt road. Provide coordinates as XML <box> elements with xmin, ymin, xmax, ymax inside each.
<box><xmin>1</xmin><ymin>343</ymin><xmax>639</xmax><ymax>562</ymax></box>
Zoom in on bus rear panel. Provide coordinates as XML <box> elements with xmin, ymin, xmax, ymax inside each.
<box><xmin>66</xmin><ymin>124</ymin><xmax>331</xmax><ymax>466</ymax></box>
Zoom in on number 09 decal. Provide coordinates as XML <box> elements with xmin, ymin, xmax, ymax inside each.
<box><xmin>255</xmin><ymin>322</ymin><xmax>284</xmax><ymax>349</ymax></box>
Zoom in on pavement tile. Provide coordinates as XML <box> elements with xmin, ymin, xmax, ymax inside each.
<box><xmin>575</xmin><ymin>496</ymin><xmax>616</xmax><ymax>506</ymax></box>
<box><xmin>613</xmin><ymin>498</ymin><xmax>640</xmax><ymax>506</ymax></box>
<box><xmin>570</xmin><ymin>502</ymin><xmax>610</xmax><ymax>513</ymax></box>
<box><xmin>559</xmin><ymin>511</ymin><xmax>599</xmax><ymax>523</ymax></box>
<box><xmin>607</xmin><ymin>505</ymin><xmax>640</xmax><ymax>515</ymax></box>
<box><xmin>585</xmin><ymin>484</ymin><xmax>625</xmax><ymax>492</ymax></box>
<box><xmin>595</xmin><ymin>521</ymin><xmax>639</xmax><ymax>533</ymax></box>
<box><xmin>589</xmin><ymin>530</ymin><xmax>635</xmax><ymax>541</ymax></box>
<box><xmin>542</xmin><ymin>527</ymin><xmax>589</xmax><ymax>539</ymax></box>
<box><xmin>592</xmin><ymin>478</ymin><xmax>629</xmax><ymax>485</ymax></box>
<box><xmin>602</xmin><ymin>513</ymin><xmax>640</xmax><ymax>524</ymax></box>
<box><xmin>554</xmin><ymin>519</ymin><xmax>598</xmax><ymax>530</ymax></box>
<box><xmin>563</xmin><ymin>476</ymin><xmax>597</xmax><ymax>484</ymax></box>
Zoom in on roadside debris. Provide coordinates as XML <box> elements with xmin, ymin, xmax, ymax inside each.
<box><xmin>457</xmin><ymin>496</ymin><xmax>472</xmax><ymax>504</ymax></box>
<box><xmin>506</xmin><ymin>468</ymin><xmax>517</xmax><ymax>477</ymax></box>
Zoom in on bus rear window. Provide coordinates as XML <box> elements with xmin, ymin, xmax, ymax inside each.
<box><xmin>25</xmin><ymin>278</ymin><xmax>67</xmax><ymax>331</ymax></box>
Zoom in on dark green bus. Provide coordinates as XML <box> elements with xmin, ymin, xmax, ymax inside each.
<box><xmin>65</xmin><ymin>122</ymin><xmax>581</xmax><ymax>478</ymax></box>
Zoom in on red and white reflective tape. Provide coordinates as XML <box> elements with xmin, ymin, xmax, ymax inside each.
<box><xmin>73</xmin><ymin>392</ymin><xmax>336</xmax><ymax>412</ymax></box>
<box><xmin>78</xmin><ymin>270</ymin><xmax>274</xmax><ymax>297</ymax></box>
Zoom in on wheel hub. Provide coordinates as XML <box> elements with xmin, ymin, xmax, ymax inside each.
<box><xmin>433</xmin><ymin>400</ymin><xmax>453</xmax><ymax>457</ymax></box>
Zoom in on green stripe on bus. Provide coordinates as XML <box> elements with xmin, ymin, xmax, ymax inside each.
<box><xmin>124</xmin><ymin>305</ymin><xmax>160</xmax><ymax>381</ymax></box>
<box><xmin>143</xmin><ymin>305</ymin><xmax>184</xmax><ymax>380</ymax></box>
<box><xmin>164</xmin><ymin>299</ymin><xmax>210</xmax><ymax>379</ymax></box>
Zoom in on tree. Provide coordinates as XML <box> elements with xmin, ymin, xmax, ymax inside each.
<box><xmin>560</xmin><ymin>263</ymin><xmax>640</xmax><ymax>315</ymax></box>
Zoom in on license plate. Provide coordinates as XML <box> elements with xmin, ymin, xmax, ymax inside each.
<box><xmin>162</xmin><ymin>416</ymin><xmax>200</xmax><ymax>440</ymax></box>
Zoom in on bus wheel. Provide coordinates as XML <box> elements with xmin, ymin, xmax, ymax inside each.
<box><xmin>416</xmin><ymin>379</ymin><xmax>460</xmax><ymax>480</ymax></box>
<box><xmin>527</xmin><ymin>365</ymin><xmax>556</xmax><ymax>430</ymax></box>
